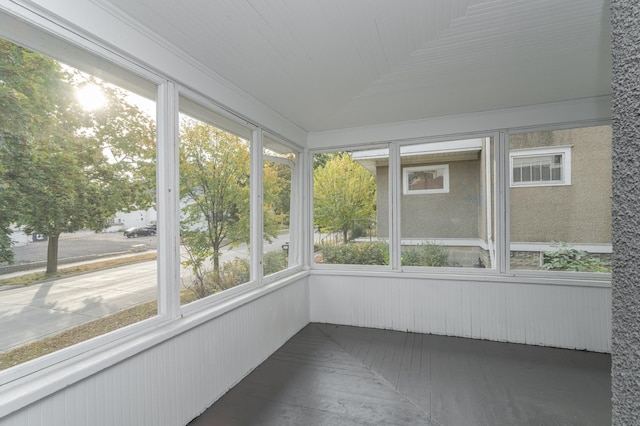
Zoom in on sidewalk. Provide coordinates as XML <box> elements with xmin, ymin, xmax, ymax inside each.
<box><xmin>0</xmin><ymin>250</ymin><xmax>156</xmax><ymax>281</ymax></box>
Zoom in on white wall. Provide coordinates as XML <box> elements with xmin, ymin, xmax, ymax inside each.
<box><xmin>113</xmin><ymin>208</ymin><xmax>158</xmax><ymax>230</ymax></box>
<box><xmin>310</xmin><ymin>272</ymin><xmax>611</xmax><ymax>353</ymax></box>
<box><xmin>0</xmin><ymin>276</ymin><xmax>310</xmax><ymax>426</ymax></box>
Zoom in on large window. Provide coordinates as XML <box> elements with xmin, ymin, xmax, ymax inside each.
<box><xmin>263</xmin><ymin>135</ymin><xmax>298</xmax><ymax>277</ymax></box>
<box><xmin>509</xmin><ymin>125</ymin><xmax>611</xmax><ymax>273</ymax></box>
<box><xmin>0</xmin><ymin>36</ymin><xmax>158</xmax><ymax>370</ymax></box>
<box><xmin>313</xmin><ymin>149</ymin><xmax>385</xmax><ymax>266</ymax></box>
<box><xmin>178</xmin><ymin>96</ymin><xmax>254</xmax><ymax>305</ymax></box>
<box><xmin>400</xmin><ymin>138</ymin><xmax>495</xmax><ymax>269</ymax></box>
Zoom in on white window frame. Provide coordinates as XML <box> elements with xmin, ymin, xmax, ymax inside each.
<box><xmin>403</xmin><ymin>164</ymin><xmax>450</xmax><ymax>195</ymax></box>
<box><xmin>510</xmin><ymin>146</ymin><xmax>572</xmax><ymax>187</ymax></box>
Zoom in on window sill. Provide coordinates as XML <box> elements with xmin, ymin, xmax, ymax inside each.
<box><xmin>0</xmin><ymin>269</ymin><xmax>310</xmax><ymax>419</ymax></box>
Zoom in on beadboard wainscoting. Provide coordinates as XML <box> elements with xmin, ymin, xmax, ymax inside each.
<box><xmin>310</xmin><ymin>272</ymin><xmax>611</xmax><ymax>353</ymax></box>
<box><xmin>0</xmin><ymin>276</ymin><xmax>310</xmax><ymax>426</ymax></box>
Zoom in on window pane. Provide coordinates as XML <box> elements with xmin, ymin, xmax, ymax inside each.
<box><xmin>514</xmin><ymin>168</ymin><xmax>522</xmax><ymax>182</ymax></box>
<box><xmin>400</xmin><ymin>138</ymin><xmax>495</xmax><ymax>268</ymax></box>
<box><xmin>313</xmin><ymin>149</ymin><xmax>384</xmax><ymax>265</ymax></box>
<box><xmin>0</xmin><ymin>38</ymin><xmax>158</xmax><ymax>369</ymax></box>
<box><xmin>179</xmin><ymin>97</ymin><xmax>252</xmax><ymax>304</ymax></box>
<box><xmin>263</xmin><ymin>136</ymin><xmax>297</xmax><ymax>277</ymax></box>
<box><xmin>509</xmin><ymin>125</ymin><xmax>611</xmax><ymax>272</ymax></box>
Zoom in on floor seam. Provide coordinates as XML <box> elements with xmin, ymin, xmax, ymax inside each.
<box><xmin>314</xmin><ymin>324</ymin><xmax>443</xmax><ymax>426</ymax></box>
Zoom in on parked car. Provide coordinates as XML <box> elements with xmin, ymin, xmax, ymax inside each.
<box><xmin>124</xmin><ymin>226</ymin><xmax>156</xmax><ymax>238</ymax></box>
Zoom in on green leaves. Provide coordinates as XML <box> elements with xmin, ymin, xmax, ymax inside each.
<box><xmin>541</xmin><ymin>242</ymin><xmax>610</xmax><ymax>272</ymax></box>
<box><xmin>0</xmin><ymin>39</ymin><xmax>156</xmax><ymax>271</ymax></box>
<box><xmin>179</xmin><ymin>122</ymin><xmax>252</xmax><ymax>277</ymax></box>
<box><xmin>313</xmin><ymin>153</ymin><xmax>376</xmax><ymax>243</ymax></box>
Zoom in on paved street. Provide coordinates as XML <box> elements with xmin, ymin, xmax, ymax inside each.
<box><xmin>0</xmin><ymin>261</ymin><xmax>157</xmax><ymax>352</ymax></box>
<box><xmin>0</xmin><ymin>231</ymin><xmax>291</xmax><ymax>353</ymax></box>
<box><xmin>2</xmin><ymin>231</ymin><xmax>158</xmax><ymax>275</ymax></box>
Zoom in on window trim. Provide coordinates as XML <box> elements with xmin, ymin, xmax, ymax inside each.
<box><xmin>509</xmin><ymin>145</ymin><xmax>572</xmax><ymax>187</ymax></box>
<box><xmin>402</xmin><ymin>164</ymin><xmax>450</xmax><ymax>195</ymax></box>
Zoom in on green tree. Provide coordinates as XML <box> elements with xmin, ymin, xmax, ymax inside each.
<box><xmin>0</xmin><ymin>40</ymin><xmax>155</xmax><ymax>272</ymax></box>
<box><xmin>180</xmin><ymin>121</ymin><xmax>280</xmax><ymax>294</ymax></box>
<box><xmin>264</xmin><ymin>159</ymin><xmax>292</xmax><ymax>226</ymax></box>
<box><xmin>0</xmin><ymin>40</ymin><xmax>63</xmax><ymax>263</ymax></box>
<box><xmin>313</xmin><ymin>153</ymin><xmax>376</xmax><ymax>243</ymax></box>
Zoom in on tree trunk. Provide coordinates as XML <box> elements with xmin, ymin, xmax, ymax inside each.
<box><xmin>343</xmin><ymin>229</ymin><xmax>349</xmax><ymax>244</ymax></box>
<box><xmin>212</xmin><ymin>248</ymin><xmax>221</xmax><ymax>281</ymax></box>
<box><xmin>46</xmin><ymin>233</ymin><xmax>60</xmax><ymax>274</ymax></box>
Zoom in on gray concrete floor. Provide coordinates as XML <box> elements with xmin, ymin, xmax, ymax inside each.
<box><xmin>190</xmin><ymin>324</ymin><xmax>611</xmax><ymax>426</ymax></box>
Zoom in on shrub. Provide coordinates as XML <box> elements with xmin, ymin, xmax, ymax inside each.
<box><xmin>541</xmin><ymin>242</ymin><xmax>610</xmax><ymax>272</ymax></box>
<box><xmin>217</xmin><ymin>257</ymin><xmax>251</xmax><ymax>288</ymax></box>
<box><xmin>321</xmin><ymin>242</ymin><xmax>387</xmax><ymax>265</ymax></box>
<box><xmin>264</xmin><ymin>250</ymin><xmax>288</xmax><ymax>275</ymax></box>
<box><xmin>401</xmin><ymin>243</ymin><xmax>449</xmax><ymax>267</ymax></box>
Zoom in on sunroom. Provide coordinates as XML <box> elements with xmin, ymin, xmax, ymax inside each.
<box><xmin>0</xmin><ymin>0</ymin><xmax>636</xmax><ymax>425</ymax></box>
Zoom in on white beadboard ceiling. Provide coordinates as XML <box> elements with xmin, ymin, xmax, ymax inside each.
<box><xmin>100</xmin><ymin>0</ymin><xmax>611</xmax><ymax>132</ymax></box>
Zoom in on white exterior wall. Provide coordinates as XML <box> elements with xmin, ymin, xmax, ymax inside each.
<box><xmin>310</xmin><ymin>272</ymin><xmax>611</xmax><ymax>352</ymax></box>
<box><xmin>0</xmin><ymin>276</ymin><xmax>310</xmax><ymax>426</ymax></box>
<box><xmin>113</xmin><ymin>208</ymin><xmax>158</xmax><ymax>231</ymax></box>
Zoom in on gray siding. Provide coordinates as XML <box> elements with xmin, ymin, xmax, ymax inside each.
<box><xmin>510</xmin><ymin>125</ymin><xmax>612</xmax><ymax>244</ymax></box>
<box><xmin>377</xmin><ymin>159</ymin><xmax>482</xmax><ymax>239</ymax></box>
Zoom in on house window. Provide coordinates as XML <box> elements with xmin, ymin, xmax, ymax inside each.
<box><xmin>510</xmin><ymin>146</ymin><xmax>572</xmax><ymax>187</ymax></box>
<box><xmin>509</xmin><ymin>126</ymin><xmax>611</xmax><ymax>272</ymax></box>
<box><xmin>313</xmin><ymin>149</ymin><xmax>383</xmax><ymax>266</ymax></box>
<box><xmin>399</xmin><ymin>138</ymin><xmax>494</xmax><ymax>268</ymax></box>
<box><xmin>178</xmin><ymin>95</ymin><xmax>254</xmax><ymax>305</ymax></box>
<box><xmin>0</xmin><ymin>34</ymin><xmax>159</xmax><ymax>369</ymax></box>
<box><xmin>403</xmin><ymin>165</ymin><xmax>450</xmax><ymax>195</ymax></box>
<box><xmin>263</xmin><ymin>134</ymin><xmax>298</xmax><ymax>277</ymax></box>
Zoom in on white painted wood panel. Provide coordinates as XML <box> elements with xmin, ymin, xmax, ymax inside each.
<box><xmin>307</xmin><ymin>96</ymin><xmax>611</xmax><ymax>149</ymax></box>
<box><xmin>309</xmin><ymin>273</ymin><xmax>611</xmax><ymax>353</ymax></box>
<box><xmin>0</xmin><ymin>278</ymin><xmax>309</xmax><ymax>426</ymax></box>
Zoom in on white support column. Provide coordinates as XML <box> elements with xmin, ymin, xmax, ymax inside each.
<box><xmin>303</xmin><ymin>148</ymin><xmax>312</xmax><ymax>268</ymax></box>
<box><xmin>496</xmin><ymin>131</ymin><xmax>509</xmax><ymax>274</ymax></box>
<box><xmin>251</xmin><ymin>129</ymin><xmax>264</xmax><ymax>283</ymax></box>
<box><xmin>389</xmin><ymin>142</ymin><xmax>401</xmax><ymax>271</ymax></box>
<box><xmin>156</xmin><ymin>81</ymin><xmax>181</xmax><ymax>318</ymax></box>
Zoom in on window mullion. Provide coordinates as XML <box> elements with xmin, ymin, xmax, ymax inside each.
<box><xmin>157</xmin><ymin>81</ymin><xmax>181</xmax><ymax>318</ymax></box>
<box><xmin>390</xmin><ymin>142</ymin><xmax>401</xmax><ymax>271</ymax></box>
<box><xmin>498</xmin><ymin>131</ymin><xmax>510</xmax><ymax>274</ymax></box>
<box><xmin>251</xmin><ymin>129</ymin><xmax>264</xmax><ymax>283</ymax></box>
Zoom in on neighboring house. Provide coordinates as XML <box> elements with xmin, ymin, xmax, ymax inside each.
<box><xmin>508</xmin><ymin>125</ymin><xmax>612</xmax><ymax>269</ymax></box>
<box><xmin>354</xmin><ymin>125</ymin><xmax>612</xmax><ymax>269</ymax></box>
<box><xmin>106</xmin><ymin>208</ymin><xmax>158</xmax><ymax>232</ymax></box>
<box><xmin>354</xmin><ymin>138</ymin><xmax>493</xmax><ymax>267</ymax></box>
